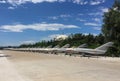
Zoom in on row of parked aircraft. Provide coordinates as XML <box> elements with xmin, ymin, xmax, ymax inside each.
<box><xmin>6</xmin><ymin>42</ymin><xmax>114</xmax><ymax>57</ymax></box>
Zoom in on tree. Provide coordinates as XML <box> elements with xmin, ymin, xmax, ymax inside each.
<box><xmin>102</xmin><ymin>0</ymin><xmax>120</xmax><ymax>56</ymax></box>
<box><xmin>102</xmin><ymin>0</ymin><xmax>120</xmax><ymax>41</ymax></box>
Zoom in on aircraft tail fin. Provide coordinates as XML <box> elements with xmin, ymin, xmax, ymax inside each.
<box><xmin>54</xmin><ymin>45</ymin><xmax>60</xmax><ymax>48</ymax></box>
<box><xmin>62</xmin><ymin>44</ymin><xmax>70</xmax><ymax>48</ymax></box>
<box><xmin>95</xmin><ymin>42</ymin><xmax>114</xmax><ymax>51</ymax></box>
<box><xmin>78</xmin><ymin>43</ymin><xmax>88</xmax><ymax>48</ymax></box>
<box><xmin>47</xmin><ymin>45</ymin><xmax>52</xmax><ymax>48</ymax></box>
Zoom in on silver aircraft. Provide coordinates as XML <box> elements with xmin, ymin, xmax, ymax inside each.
<box><xmin>65</xmin><ymin>43</ymin><xmax>88</xmax><ymax>55</ymax></box>
<box><xmin>50</xmin><ymin>44</ymin><xmax>70</xmax><ymax>54</ymax></box>
<box><xmin>42</xmin><ymin>42</ymin><xmax>113</xmax><ymax>56</ymax></box>
<box><xmin>68</xmin><ymin>42</ymin><xmax>114</xmax><ymax>56</ymax></box>
<box><xmin>50</xmin><ymin>43</ymin><xmax>87</xmax><ymax>54</ymax></box>
<box><xmin>8</xmin><ymin>42</ymin><xmax>113</xmax><ymax>57</ymax></box>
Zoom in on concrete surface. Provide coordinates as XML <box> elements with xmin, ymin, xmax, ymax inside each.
<box><xmin>0</xmin><ymin>52</ymin><xmax>31</xmax><ymax>81</ymax></box>
<box><xmin>1</xmin><ymin>50</ymin><xmax>120</xmax><ymax>81</ymax></box>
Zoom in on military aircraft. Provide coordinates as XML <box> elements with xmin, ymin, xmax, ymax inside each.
<box><xmin>65</xmin><ymin>43</ymin><xmax>88</xmax><ymax>56</ymax></box>
<box><xmin>50</xmin><ymin>44</ymin><xmax>70</xmax><ymax>54</ymax></box>
<box><xmin>50</xmin><ymin>43</ymin><xmax>88</xmax><ymax>55</ymax></box>
<box><xmin>70</xmin><ymin>42</ymin><xmax>114</xmax><ymax>56</ymax></box>
<box><xmin>6</xmin><ymin>42</ymin><xmax>113</xmax><ymax>57</ymax></box>
<box><xmin>31</xmin><ymin>45</ymin><xmax>53</xmax><ymax>53</ymax></box>
<box><xmin>43</xmin><ymin>42</ymin><xmax>112</xmax><ymax>56</ymax></box>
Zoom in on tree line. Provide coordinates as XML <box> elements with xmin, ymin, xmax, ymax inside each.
<box><xmin>20</xmin><ymin>33</ymin><xmax>105</xmax><ymax>48</ymax></box>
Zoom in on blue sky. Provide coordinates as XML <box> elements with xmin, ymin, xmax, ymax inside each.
<box><xmin>0</xmin><ymin>0</ymin><xmax>114</xmax><ymax>46</ymax></box>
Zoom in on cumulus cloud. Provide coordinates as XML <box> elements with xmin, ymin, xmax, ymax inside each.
<box><xmin>0</xmin><ymin>23</ymin><xmax>79</xmax><ymax>32</ymax></box>
<box><xmin>0</xmin><ymin>0</ymin><xmax>106</xmax><ymax>6</ymax></box>
<box><xmin>49</xmin><ymin>34</ymin><xmax>68</xmax><ymax>40</ymax></box>
<box><xmin>40</xmin><ymin>34</ymin><xmax>68</xmax><ymax>41</ymax></box>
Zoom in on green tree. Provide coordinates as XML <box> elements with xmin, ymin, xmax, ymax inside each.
<box><xmin>102</xmin><ymin>0</ymin><xmax>120</xmax><ymax>56</ymax></box>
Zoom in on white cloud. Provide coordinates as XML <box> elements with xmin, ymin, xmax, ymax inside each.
<box><xmin>41</xmin><ymin>34</ymin><xmax>68</xmax><ymax>41</ymax></box>
<box><xmin>92</xmin><ymin>18</ymin><xmax>101</xmax><ymax>22</ymax></box>
<box><xmin>73</xmin><ymin>0</ymin><xmax>88</xmax><ymax>5</ymax></box>
<box><xmin>90</xmin><ymin>0</ymin><xmax>105</xmax><ymax>5</ymax></box>
<box><xmin>0</xmin><ymin>0</ymin><xmax>106</xmax><ymax>6</ymax></box>
<box><xmin>88</xmin><ymin>12</ymin><xmax>103</xmax><ymax>16</ymax></box>
<box><xmin>0</xmin><ymin>0</ymin><xmax>59</xmax><ymax>6</ymax></box>
<box><xmin>84</xmin><ymin>22</ymin><xmax>100</xmax><ymax>26</ymax></box>
<box><xmin>60</xmin><ymin>14</ymin><xmax>71</xmax><ymax>18</ymax></box>
<box><xmin>0</xmin><ymin>0</ymin><xmax>6</xmax><ymax>3</ymax></box>
<box><xmin>8</xmin><ymin>6</ymin><xmax>15</xmax><ymax>9</ymax></box>
<box><xmin>90</xmin><ymin>1</ymin><xmax>101</xmax><ymax>5</ymax></box>
<box><xmin>48</xmin><ymin>14</ymin><xmax>71</xmax><ymax>20</ymax></box>
<box><xmin>83</xmin><ymin>33</ymin><xmax>98</xmax><ymax>36</ymax></box>
<box><xmin>73</xmin><ymin>0</ymin><xmax>105</xmax><ymax>5</ymax></box>
<box><xmin>49</xmin><ymin>34</ymin><xmax>68</xmax><ymax>40</ymax></box>
<box><xmin>0</xmin><ymin>23</ymin><xmax>79</xmax><ymax>32</ymax></box>
<box><xmin>31</xmin><ymin>0</ymin><xmax>58</xmax><ymax>3</ymax></box>
<box><xmin>101</xmin><ymin>7</ymin><xmax>109</xmax><ymax>13</ymax></box>
<box><xmin>88</xmin><ymin>7</ymin><xmax>108</xmax><ymax>17</ymax></box>
<box><xmin>48</xmin><ymin>16</ymin><xmax>58</xmax><ymax>20</ymax></box>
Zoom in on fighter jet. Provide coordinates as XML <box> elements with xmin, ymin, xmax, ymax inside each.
<box><xmin>72</xmin><ymin>42</ymin><xmax>114</xmax><ymax>57</ymax></box>
<box><xmin>8</xmin><ymin>42</ymin><xmax>113</xmax><ymax>57</ymax></box>
<box><xmin>48</xmin><ymin>45</ymin><xmax>60</xmax><ymax>54</ymax></box>
<box><xmin>51</xmin><ymin>44</ymin><xmax>70</xmax><ymax>54</ymax></box>
<box><xmin>65</xmin><ymin>43</ymin><xmax>88</xmax><ymax>56</ymax></box>
<box><xmin>35</xmin><ymin>45</ymin><xmax>53</xmax><ymax>53</ymax></box>
<box><xmin>77</xmin><ymin>43</ymin><xmax>88</xmax><ymax>48</ymax></box>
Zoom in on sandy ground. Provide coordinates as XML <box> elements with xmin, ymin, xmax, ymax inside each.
<box><xmin>1</xmin><ymin>50</ymin><xmax>120</xmax><ymax>81</ymax></box>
